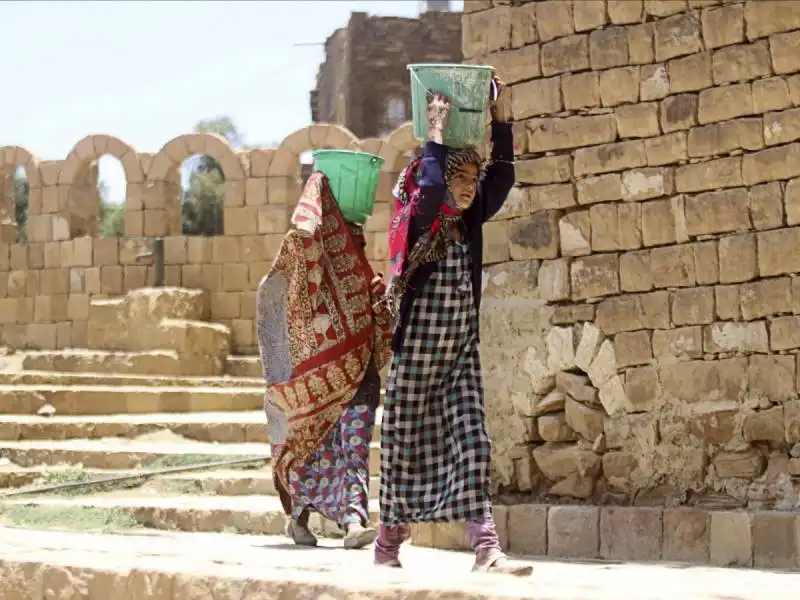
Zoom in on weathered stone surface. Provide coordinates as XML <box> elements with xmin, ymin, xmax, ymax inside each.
<box><xmin>507</xmin><ymin>504</ymin><xmax>547</xmax><ymax>556</ymax></box>
<box><xmin>743</xmin><ymin>406</ymin><xmax>785</xmax><ymax>443</ymax></box>
<box><xmin>752</xmin><ymin>512</ymin><xmax>799</xmax><ymax>569</ymax></box>
<box><xmin>710</xmin><ymin>511</ymin><xmax>753</xmax><ymax>567</ymax></box>
<box><xmin>565</xmin><ymin>397</ymin><xmax>606</xmax><ymax>441</ymax></box>
<box><xmin>713</xmin><ymin>449</ymin><xmax>766</xmax><ymax>479</ymax></box>
<box><xmin>570</xmin><ymin>254</ymin><xmax>620</xmax><ymax>299</ymax></box>
<box><xmin>600</xmin><ymin>507</ymin><xmax>663</xmax><ymax>561</ymax></box>
<box><xmin>548</xmin><ymin>505</ymin><xmax>600</xmax><ymax>558</ymax></box>
<box><xmin>538</xmin><ymin>412</ymin><xmax>579</xmax><ymax>442</ymax></box>
<box><xmin>662</xmin><ymin>508</ymin><xmax>710</xmax><ymax>564</ymax></box>
<box><xmin>532</xmin><ymin>442</ymin><xmax>602</xmax><ymax>480</ymax></box>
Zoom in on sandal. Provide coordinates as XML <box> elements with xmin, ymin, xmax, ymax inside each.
<box><xmin>286</xmin><ymin>519</ymin><xmax>318</xmax><ymax>547</ymax></box>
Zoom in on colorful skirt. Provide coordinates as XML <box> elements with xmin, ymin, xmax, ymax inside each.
<box><xmin>379</xmin><ymin>240</ymin><xmax>492</xmax><ymax>525</ymax></box>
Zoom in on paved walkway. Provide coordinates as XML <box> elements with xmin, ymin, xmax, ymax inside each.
<box><xmin>0</xmin><ymin>526</ymin><xmax>796</xmax><ymax>599</ymax></box>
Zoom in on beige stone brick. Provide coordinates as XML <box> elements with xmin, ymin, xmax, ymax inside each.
<box><xmin>614</xmin><ymin>330</ymin><xmax>652</xmax><ymax>367</ymax></box>
<box><xmin>710</xmin><ymin>511</ymin><xmax>752</xmax><ymax>567</ymax></box>
<box><xmin>462</xmin><ymin>6</ymin><xmax>512</xmax><ymax>58</ymax></box>
<box><xmin>702</xmin><ymin>3</ymin><xmax>744</xmax><ymax>50</ymax></box>
<box><xmin>548</xmin><ymin>505</ymin><xmax>600</xmax><ymax>558</ymax></box>
<box><xmin>698</xmin><ymin>83</ymin><xmax>754</xmax><ymax>124</ymax></box>
<box><xmin>684</xmin><ymin>188</ymin><xmax>750</xmax><ymax>236</ymax></box>
<box><xmin>620</xmin><ymin>249</ymin><xmax>653</xmax><ymax>292</ymax></box>
<box><xmin>740</xmin><ymin>277</ymin><xmax>791</xmax><ymax>320</ymax></box>
<box><xmin>527</xmin><ymin>183</ymin><xmax>576</xmax><ymax>212</ymax></box>
<box><xmin>615</xmin><ymin>102</ymin><xmax>660</xmax><ymax>139</ymax></box>
<box><xmin>770</xmin><ymin>315</ymin><xmax>800</xmax><ymax>350</ymax></box>
<box><xmin>719</xmin><ymin>233</ymin><xmax>756</xmax><ymax>283</ymax></box>
<box><xmin>645</xmin><ymin>132</ymin><xmax>688</xmax><ymax>165</ymax></box>
<box><xmin>244</xmin><ymin>177</ymin><xmax>267</xmax><ymax>207</ymax></box>
<box><xmin>210</xmin><ymin>292</ymin><xmax>241</xmax><ymax>320</ymax></box>
<box><xmin>742</xmin><ymin>142</ymin><xmax>800</xmax><ymax>186</ymax></box>
<box><xmin>506</xmin><ymin>505</ymin><xmax>546</xmax><ymax>555</ymax></box>
<box><xmin>650</xmin><ymin>244</ymin><xmax>696</xmax><ymax>288</ymax></box>
<box><xmin>640</xmin><ymin>64</ymin><xmax>670</xmax><ymax>101</ymax></box>
<box><xmin>654</xmin><ymin>12</ymin><xmax>703</xmax><ymax>62</ymax></box>
<box><xmin>599</xmin><ymin>66</ymin><xmax>640</xmax><ymax>107</ymax></box>
<box><xmin>694</xmin><ymin>240</ymin><xmax>719</xmax><ymax>284</ymax></box>
<box><xmin>770</xmin><ymin>30</ymin><xmax>800</xmax><ymax>75</ymax></box>
<box><xmin>753</xmin><ymin>77</ymin><xmax>792</xmax><ymax>113</ymax></box>
<box><xmin>687</xmin><ymin>118</ymin><xmax>764</xmax><ymax>158</ymax></box>
<box><xmin>652</xmin><ymin>325</ymin><xmax>703</xmax><ymax>361</ymax></box>
<box><xmin>758</xmin><ymin>227</ymin><xmax>800</xmax><ymax>277</ymax></box>
<box><xmin>596</xmin><ymin>291</ymin><xmax>669</xmax><ymax>333</ymax></box>
<box><xmin>559</xmin><ymin>211</ymin><xmax>591</xmax><ymax>256</ymax></box>
<box><xmin>618</xmin><ymin>203</ymin><xmax>643</xmax><ymax>250</ymax></box>
<box><xmin>660</xmin><ymin>93</ymin><xmax>698</xmax><ymax>133</ymax></box>
<box><xmin>646</xmin><ymin>0</ymin><xmax>688</xmax><ymax>17</ymax></box>
<box><xmin>712</xmin><ymin>40</ymin><xmax>772</xmax><ymax>86</ymax></box>
<box><xmin>641</xmin><ymin>199</ymin><xmax>675</xmax><ymax>247</ymax></box>
<box><xmin>561</xmin><ymin>72</ymin><xmax>600</xmax><ymax>110</ymax></box>
<box><xmin>577</xmin><ymin>174</ymin><xmax>622</xmax><ymax>205</ymax></box>
<box><xmin>508</xmin><ymin>211</ymin><xmax>560</xmax><ymax>260</ymax></box>
<box><xmin>622</xmin><ymin>167</ymin><xmax>674</xmax><ymax>202</ymax></box>
<box><xmin>484</xmin><ymin>220</ymin><xmax>511</xmax><ymax>264</ymax></box>
<box><xmin>785</xmin><ymin>178</ymin><xmax>800</xmax><ymax>225</ymax></box>
<box><xmin>574</xmin><ymin>141</ymin><xmax>647</xmax><ymax>176</ymax></box>
<box><xmin>590</xmin><ymin>203</ymin><xmax>620</xmax><ymax>251</ymax></box>
<box><xmin>704</xmin><ymin>321</ymin><xmax>769</xmax><ymax>353</ymax></box>
<box><xmin>541</xmin><ymin>34</ymin><xmax>589</xmax><ymax>76</ymax></box>
<box><xmin>536</xmin><ymin>0</ymin><xmax>574</xmax><ymax>42</ymax></box>
<box><xmin>672</xmin><ymin>286</ymin><xmax>715</xmax><ymax>325</ymax></box>
<box><xmin>225</xmin><ymin>207</ymin><xmax>258</xmax><ymax>236</ymax></box>
<box><xmin>663</xmin><ymin>508</ymin><xmax>710</xmax><ymax>564</ymax></box>
<box><xmin>629</xmin><ymin>22</ymin><xmax>656</xmax><ymax>64</ymax></box>
<box><xmin>100</xmin><ymin>266</ymin><xmax>123</xmax><ymax>295</ymax></box>
<box><xmin>483</xmin><ymin>45</ymin><xmax>542</xmax><ymax>85</ymax></box>
<box><xmin>746</xmin><ymin>1</ymin><xmax>800</xmax><ymax>40</ymax></box>
<box><xmin>668</xmin><ymin>51</ymin><xmax>712</xmax><ymax>94</ymax></box>
<box><xmin>608</xmin><ymin>0</ymin><xmax>643</xmax><ymax>25</ymax></box>
<box><xmin>589</xmin><ymin>26</ymin><xmax>629</xmax><ymax>70</ymax></box>
<box><xmin>512</xmin><ymin>77</ymin><xmax>562</xmax><ymax>119</ymax></box>
<box><xmin>752</xmin><ymin>511</ymin><xmax>799</xmax><ymax>569</ymax></box>
<box><xmin>212</xmin><ymin>236</ymin><xmax>241</xmax><ymax>263</ymax></box>
<box><xmin>571</xmin><ymin>254</ymin><xmax>620</xmax><ymax>299</ymax></box>
<box><xmin>749</xmin><ymin>354</ymin><xmax>796</xmax><ymax>403</ymax></box>
<box><xmin>749</xmin><ymin>182</ymin><xmax>784</xmax><ymax>230</ymax></box>
<box><xmin>715</xmin><ymin>284</ymin><xmax>740</xmax><ymax>319</ymax></box>
<box><xmin>789</xmin><ymin>74</ymin><xmax>800</xmax><ymax>105</ymax></box>
<box><xmin>675</xmin><ymin>156</ymin><xmax>742</xmax><ymax>193</ymax></box>
<box><xmin>511</xmin><ymin>3</ymin><xmax>537</xmax><ymax>48</ymax></box>
<box><xmin>516</xmin><ymin>156</ymin><xmax>572</xmax><ymax>186</ymax></box>
<box><xmin>538</xmin><ymin>259</ymin><xmax>570</xmax><ymax>302</ymax></box>
<box><xmin>574</xmin><ymin>0</ymin><xmax>607</xmax><ymax>31</ymax></box>
<box><xmin>764</xmin><ymin>107</ymin><xmax>800</xmax><ymax>146</ymax></box>
<box><xmin>600</xmin><ymin>506</ymin><xmax>663</xmax><ymax>561</ymax></box>
<box><xmin>528</xmin><ymin>114</ymin><xmax>617</xmax><ymax>152</ymax></box>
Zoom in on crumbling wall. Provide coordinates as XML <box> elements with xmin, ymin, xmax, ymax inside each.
<box><xmin>466</xmin><ymin>0</ymin><xmax>800</xmax><ymax>511</ymax></box>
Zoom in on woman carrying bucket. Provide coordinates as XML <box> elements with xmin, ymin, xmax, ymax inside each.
<box><xmin>375</xmin><ymin>65</ymin><xmax>532</xmax><ymax>576</ymax></box>
<box><xmin>256</xmin><ymin>150</ymin><xmax>392</xmax><ymax>549</ymax></box>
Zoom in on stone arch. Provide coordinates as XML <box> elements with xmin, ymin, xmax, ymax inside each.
<box><xmin>267</xmin><ymin>124</ymin><xmax>360</xmax><ymax>178</ymax></box>
<box><xmin>147</xmin><ymin>133</ymin><xmax>245</xmax><ymax>183</ymax></box>
<box><xmin>0</xmin><ymin>146</ymin><xmax>42</xmax><ymax>243</ymax></box>
<box><xmin>58</xmin><ymin>134</ymin><xmax>144</xmax><ymax>186</ymax></box>
<box><xmin>386</xmin><ymin>122</ymin><xmax>420</xmax><ymax>160</ymax></box>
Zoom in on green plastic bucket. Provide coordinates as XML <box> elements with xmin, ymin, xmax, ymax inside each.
<box><xmin>408</xmin><ymin>63</ymin><xmax>494</xmax><ymax>149</ymax></box>
<box><xmin>312</xmin><ymin>149</ymin><xmax>385</xmax><ymax>225</ymax></box>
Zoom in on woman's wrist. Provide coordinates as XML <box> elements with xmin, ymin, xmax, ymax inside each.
<box><xmin>428</xmin><ymin>125</ymin><xmax>444</xmax><ymax>144</ymax></box>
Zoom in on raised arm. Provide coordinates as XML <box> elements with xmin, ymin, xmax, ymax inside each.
<box><xmin>477</xmin><ymin>119</ymin><xmax>516</xmax><ymax>223</ymax></box>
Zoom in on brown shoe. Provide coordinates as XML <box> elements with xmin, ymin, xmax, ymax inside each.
<box><xmin>472</xmin><ymin>555</ymin><xmax>533</xmax><ymax>577</ymax></box>
<box><xmin>343</xmin><ymin>523</ymin><xmax>378</xmax><ymax>549</ymax></box>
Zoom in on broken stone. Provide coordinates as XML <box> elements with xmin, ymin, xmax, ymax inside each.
<box><xmin>538</xmin><ymin>413</ymin><xmax>579</xmax><ymax>442</ymax></box>
<box><xmin>743</xmin><ymin>406</ymin><xmax>786</xmax><ymax>443</ymax></box>
<box><xmin>713</xmin><ymin>449</ymin><xmax>766</xmax><ymax>479</ymax></box>
<box><xmin>565</xmin><ymin>397</ymin><xmax>605</xmax><ymax>440</ymax></box>
<box><xmin>532</xmin><ymin>442</ymin><xmax>602</xmax><ymax>480</ymax></box>
<box><xmin>534</xmin><ymin>390</ymin><xmax>566</xmax><ymax>415</ymax></box>
<box><xmin>588</xmin><ymin>339</ymin><xmax>618</xmax><ymax>387</ymax></box>
<box><xmin>575</xmin><ymin>323</ymin><xmax>604</xmax><ymax>371</ymax></box>
<box><xmin>547</xmin><ymin>326</ymin><xmax>576</xmax><ymax>372</ymax></box>
<box><xmin>549</xmin><ymin>473</ymin><xmax>595</xmax><ymax>499</ymax></box>
<box><xmin>598</xmin><ymin>374</ymin><xmax>632</xmax><ymax>416</ymax></box>
<box><xmin>555</xmin><ymin>371</ymin><xmax>599</xmax><ymax>404</ymax></box>
<box><xmin>593</xmin><ymin>433</ymin><xmax>607</xmax><ymax>454</ymax></box>
<box><xmin>523</xmin><ymin>347</ymin><xmax>555</xmax><ymax>394</ymax></box>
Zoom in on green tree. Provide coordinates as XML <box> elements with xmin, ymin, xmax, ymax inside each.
<box><xmin>98</xmin><ymin>181</ymin><xmax>124</xmax><ymax>237</ymax></box>
<box><xmin>13</xmin><ymin>171</ymin><xmax>29</xmax><ymax>243</ymax></box>
<box><xmin>182</xmin><ymin>116</ymin><xmax>249</xmax><ymax>236</ymax></box>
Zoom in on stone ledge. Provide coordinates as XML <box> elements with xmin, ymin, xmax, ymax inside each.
<box><xmin>412</xmin><ymin>504</ymin><xmax>800</xmax><ymax>570</ymax></box>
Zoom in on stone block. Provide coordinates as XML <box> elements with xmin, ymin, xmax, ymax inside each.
<box><xmin>508</xmin><ymin>212</ymin><xmax>560</xmax><ymax>260</ymax></box>
<box><xmin>536</xmin><ymin>0</ymin><xmax>574</xmax><ymax>42</ymax></box>
<box><xmin>748</xmin><ymin>354</ymin><xmax>796</xmax><ymax>404</ymax></box>
<box><xmin>620</xmin><ymin>250</ymin><xmax>652</xmax><ymax>292</ymax></box>
<box><xmin>660</xmin><ymin>93</ymin><xmax>698</xmax><ymax>133</ymax></box>
<box><xmin>770</xmin><ymin>315</ymin><xmax>800</xmax><ymax>351</ymax></box>
<box><xmin>599</xmin><ymin>66</ymin><xmax>640</xmax><ymax>107</ymax></box>
<box><xmin>641</xmin><ymin>199</ymin><xmax>675</xmax><ymax>246</ymax></box>
<box><xmin>507</xmin><ymin>504</ymin><xmax>547</xmax><ymax>556</ymax></box>
<box><xmin>559</xmin><ymin>211</ymin><xmax>591</xmax><ymax>256</ymax></box>
<box><xmin>618</xmin><ymin>203</ymin><xmax>643</xmax><ymax>250</ymax></box>
<box><xmin>715</xmin><ymin>284</ymin><xmax>740</xmax><ymax>320</ymax></box>
<box><xmin>662</xmin><ymin>508</ymin><xmax>710</xmax><ymax>564</ymax></box>
<box><xmin>650</xmin><ymin>244</ymin><xmax>696</xmax><ymax>288</ymax></box>
<box><xmin>710</xmin><ymin>511</ymin><xmax>752</xmax><ymax>567</ymax></box>
<box><xmin>613</xmin><ymin>330</ymin><xmax>652</xmax><ymax>368</ymax></box>
<box><xmin>600</xmin><ymin>507</ymin><xmax>662</xmax><ymax>561</ymax></box>
<box><xmin>577</xmin><ymin>174</ymin><xmax>622</xmax><ymax>205</ymax></box>
<box><xmin>527</xmin><ymin>183</ymin><xmax>575</xmax><ymax>212</ymax></box>
<box><xmin>685</xmin><ymin>188</ymin><xmax>750</xmax><ymax>236</ymax></box>
<box><xmin>538</xmin><ymin>259</ymin><xmax>570</xmax><ymax>302</ymax></box>
<box><xmin>615</xmin><ymin>102</ymin><xmax>660</xmax><ymax>139</ymax></box>
<box><xmin>704</xmin><ymin>321</ymin><xmax>769</xmax><ymax>353</ymax></box>
<box><xmin>749</xmin><ymin>181</ymin><xmax>783</xmax><ymax>230</ymax></box>
<box><xmin>743</xmin><ymin>406</ymin><xmax>785</xmax><ymax>444</ymax></box>
<box><xmin>745</xmin><ymin>1</ymin><xmax>800</xmax><ymax>39</ymax></box>
<box><xmin>752</xmin><ymin>512</ymin><xmax>798</xmax><ymax>569</ymax></box>
<box><xmin>644</xmin><ymin>133</ymin><xmax>687</xmax><ymax>168</ymax></box>
<box><xmin>758</xmin><ymin>228</ymin><xmax>800</xmax><ymax>277</ymax></box>
<box><xmin>574</xmin><ymin>141</ymin><xmax>647</xmax><ymax>177</ymax></box>
<box><xmin>660</xmin><ymin>357</ymin><xmax>747</xmax><ymax>403</ymax></box>
<box><xmin>547</xmin><ymin>505</ymin><xmax>599</xmax><ymax>559</ymax></box>
<box><xmin>608</xmin><ymin>0</ymin><xmax>643</xmax><ymax>24</ymax></box>
<box><xmin>512</xmin><ymin>77</ymin><xmax>562</xmax><ymax>119</ymax></box>
<box><xmin>590</xmin><ymin>26</ymin><xmax>629</xmax><ymax>70</ymax></box>
<box><xmin>672</xmin><ymin>286</ymin><xmax>714</xmax><ymax>326</ymax></box>
<box><xmin>511</xmin><ymin>3</ymin><xmax>537</xmax><ymax>48</ymax></box>
<box><xmin>629</xmin><ymin>22</ymin><xmax>656</xmax><ymax>64</ymax></box>
<box><xmin>654</xmin><ymin>12</ymin><xmax>702</xmax><ymax>61</ymax></box>
<box><xmin>754</xmin><ymin>76</ymin><xmax>792</xmax><ymax>113</ymax></box>
<box><xmin>570</xmin><ymin>254</ymin><xmax>620</xmax><ymax>299</ymax></box>
<box><xmin>641</xmin><ymin>64</ymin><xmax>670</xmax><ymax>101</ymax></box>
<box><xmin>676</xmin><ymin>157</ymin><xmax>743</xmax><ymax>194</ymax></box>
<box><xmin>462</xmin><ymin>6</ymin><xmax>512</xmax><ymax>58</ymax></box>
<box><xmin>764</xmin><ymin>107</ymin><xmax>800</xmax><ymax>147</ymax></box>
<box><xmin>743</xmin><ymin>143</ymin><xmax>800</xmax><ymax>186</ymax></box>
<box><xmin>719</xmin><ymin>232</ymin><xmax>756</xmax><ymax>284</ymax></box>
<box><xmin>668</xmin><ymin>51</ymin><xmax>711</xmax><ymax>94</ymax></box>
<box><xmin>590</xmin><ymin>203</ymin><xmax>619</xmax><ymax>251</ymax></box>
<box><xmin>562</xmin><ymin>72</ymin><xmax>600</xmax><ymax>109</ymax></box>
<box><xmin>702</xmin><ymin>4</ymin><xmax>744</xmax><ymax>49</ymax></box>
<box><xmin>739</xmin><ymin>277</ymin><xmax>791</xmax><ymax>320</ymax></box>
<box><xmin>712</xmin><ymin>40</ymin><xmax>772</xmax><ymax>85</ymax></box>
<box><xmin>770</xmin><ymin>30</ymin><xmax>800</xmax><ymax>75</ymax></box>
<box><xmin>687</xmin><ymin>119</ymin><xmax>764</xmax><ymax>159</ymax></box>
<box><xmin>713</xmin><ymin>448</ymin><xmax>766</xmax><ymax>479</ymax></box>
<box><xmin>693</xmin><ymin>240</ymin><xmax>719</xmax><ymax>284</ymax></box>
<box><xmin>652</xmin><ymin>325</ymin><xmax>702</xmax><ymax>362</ymax></box>
<box><xmin>541</xmin><ymin>34</ymin><xmax>589</xmax><ymax>76</ymax></box>
<box><xmin>516</xmin><ymin>156</ymin><xmax>572</xmax><ymax>186</ymax></box>
<box><xmin>528</xmin><ymin>115</ymin><xmax>617</xmax><ymax>152</ymax></box>
<box><xmin>698</xmin><ymin>83</ymin><xmax>754</xmax><ymax>125</ymax></box>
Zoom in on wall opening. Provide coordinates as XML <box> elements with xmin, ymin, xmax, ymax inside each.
<box><xmin>11</xmin><ymin>166</ymin><xmax>28</xmax><ymax>244</ymax></box>
<box><xmin>299</xmin><ymin>150</ymin><xmax>315</xmax><ymax>188</ymax></box>
<box><xmin>180</xmin><ymin>153</ymin><xmax>225</xmax><ymax>236</ymax></box>
<box><xmin>97</xmin><ymin>155</ymin><xmax>126</xmax><ymax>237</ymax></box>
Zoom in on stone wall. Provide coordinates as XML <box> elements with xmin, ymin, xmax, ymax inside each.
<box><xmin>311</xmin><ymin>11</ymin><xmax>463</xmax><ymax>139</ymax></box>
<box><xmin>466</xmin><ymin>0</ymin><xmax>800</xmax><ymax>511</ymax></box>
<box><xmin>0</xmin><ymin>123</ymin><xmax>420</xmax><ymax>355</ymax></box>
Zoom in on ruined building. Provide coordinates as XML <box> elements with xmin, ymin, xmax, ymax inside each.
<box><xmin>309</xmin><ymin>4</ymin><xmax>462</xmax><ymax>139</ymax></box>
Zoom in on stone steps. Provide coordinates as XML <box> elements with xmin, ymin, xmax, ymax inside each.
<box><xmin>0</xmin><ymin>370</ymin><xmax>264</xmax><ymax>388</ymax></box>
<box><xmin>22</xmin><ymin>349</ymin><xmax>230</xmax><ymax>377</ymax></box>
<box><xmin>225</xmin><ymin>355</ymin><xmax>262</xmax><ymax>378</ymax></box>
<box><xmin>0</xmin><ymin>438</ymin><xmax>381</xmax><ymax>474</ymax></box>
<box><xmin>0</xmin><ymin>465</ymin><xmax>382</xmax><ymax>498</ymax></box>
<box><xmin>0</xmin><ymin>494</ymin><xmax>382</xmax><ymax>536</ymax></box>
<box><xmin>0</xmin><ymin>384</ymin><xmax>265</xmax><ymax>415</ymax></box>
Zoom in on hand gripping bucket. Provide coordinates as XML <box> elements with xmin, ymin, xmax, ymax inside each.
<box><xmin>312</xmin><ymin>149</ymin><xmax>385</xmax><ymax>225</ymax></box>
<box><xmin>408</xmin><ymin>63</ymin><xmax>494</xmax><ymax>149</ymax></box>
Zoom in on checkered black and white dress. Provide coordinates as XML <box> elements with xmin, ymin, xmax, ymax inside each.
<box><xmin>380</xmin><ymin>238</ymin><xmax>492</xmax><ymax>525</ymax></box>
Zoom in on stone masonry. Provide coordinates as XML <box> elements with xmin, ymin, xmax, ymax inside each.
<box><xmin>464</xmin><ymin>0</ymin><xmax>800</xmax><ymax>517</ymax></box>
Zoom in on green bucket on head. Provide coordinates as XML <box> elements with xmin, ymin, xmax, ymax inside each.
<box><xmin>312</xmin><ymin>149</ymin><xmax>385</xmax><ymax>225</ymax></box>
<box><xmin>408</xmin><ymin>63</ymin><xmax>494</xmax><ymax>149</ymax></box>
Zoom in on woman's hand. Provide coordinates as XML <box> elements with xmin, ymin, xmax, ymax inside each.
<box><xmin>371</xmin><ymin>274</ymin><xmax>386</xmax><ymax>297</ymax></box>
<box><xmin>427</xmin><ymin>93</ymin><xmax>451</xmax><ymax>144</ymax></box>
<box><xmin>489</xmin><ymin>71</ymin><xmax>507</xmax><ymax>121</ymax></box>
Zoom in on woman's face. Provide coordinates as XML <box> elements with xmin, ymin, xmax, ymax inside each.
<box><xmin>449</xmin><ymin>163</ymin><xmax>479</xmax><ymax>210</ymax></box>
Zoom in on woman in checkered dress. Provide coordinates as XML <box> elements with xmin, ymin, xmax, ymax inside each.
<box><xmin>375</xmin><ymin>77</ymin><xmax>532</xmax><ymax>576</ymax></box>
